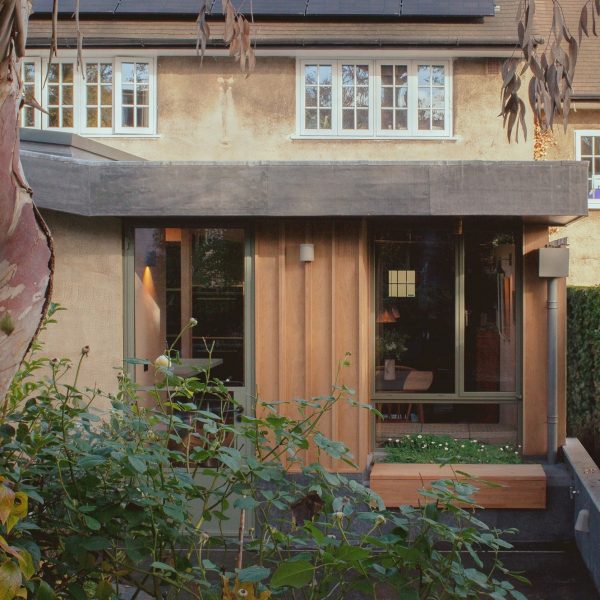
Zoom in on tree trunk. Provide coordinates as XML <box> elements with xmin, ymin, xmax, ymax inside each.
<box><xmin>0</xmin><ymin>0</ymin><xmax>53</xmax><ymax>405</ymax></box>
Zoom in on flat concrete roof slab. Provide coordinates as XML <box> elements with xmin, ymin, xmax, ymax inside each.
<box><xmin>20</xmin><ymin>152</ymin><xmax>589</xmax><ymax>224</ymax></box>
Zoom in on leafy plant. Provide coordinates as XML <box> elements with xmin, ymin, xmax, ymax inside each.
<box><xmin>383</xmin><ymin>434</ymin><xmax>522</xmax><ymax>465</ymax></box>
<box><xmin>566</xmin><ymin>286</ymin><xmax>600</xmax><ymax>464</ymax></box>
<box><xmin>0</xmin><ymin>308</ymin><xmax>529</xmax><ymax>599</ymax></box>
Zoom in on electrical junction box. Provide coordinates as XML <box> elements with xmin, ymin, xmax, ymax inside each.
<box><xmin>538</xmin><ymin>246</ymin><xmax>569</xmax><ymax>278</ymax></box>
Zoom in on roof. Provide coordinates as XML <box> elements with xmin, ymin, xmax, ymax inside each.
<box><xmin>20</xmin><ymin>150</ymin><xmax>588</xmax><ymax>225</ymax></box>
<box><xmin>31</xmin><ymin>0</ymin><xmax>496</xmax><ymax>18</ymax></box>
<box><xmin>535</xmin><ymin>0</ymin><xmax>600</xmax><ymax>98</ymax></box>
<box><xmin>27</xmin><ymin>1</ymin><xmax>524</xmax><ymax>49</ymax></box>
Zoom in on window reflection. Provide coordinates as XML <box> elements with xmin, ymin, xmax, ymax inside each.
<box><xmin>375</xmin><ymin>230</ymin><xmax>455</xmax><ymax>394</ymax></box>
<box><xmin>134</xmin><ymin>228</ymin><xmax>245</xmax><ymax>387</ymax></box>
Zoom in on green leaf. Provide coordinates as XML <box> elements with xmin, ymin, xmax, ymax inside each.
<box><xmin>335</xmin><ymin>545</ymin><xmax>371</xmax><ymax>563</ymax></box>
<box><xmin>270</xmin><ymin>560</ymin><xmax>314</xmax><ymax>589</ymax></box>
<box><xmin>15</xmin><ymin>550</ymin><xmax>35</xmax><ymax>580</ymax></box>
<box><xmin>0</xmin><ymin>560</ymin><xmax>21</xmax><ymax>600</ymax></box>
<box><xmin>234</xmin><ymin>496</ymin><xmax>259</xmax><ymax>510</ymax></box>
<box><xmin>127</xmin><ymin>455</ymin><xmax>147</xmax><ymax>473</ymax></box>
<box><xmin>237</xmin><ymin>565</ymin><xmax>270</xmax><ymax>583</ymax></box>
<box><xmin>150</xmin><ymin>561</ymin><xmax>177</xmax><ymax>573</ymax></box>
<box><xmin>80</xmin><ymin>537</ymin><xmax>111</xmax><ymax>551</ymax></box>
<box><xmin>35</xmin><ymin>580</ymin><xmax>57</xmax><ymax>600</ymax></box>
<box><xmin>83</xmin><ymin>515</ymin><xmax>101</xmax><ymax>531</ymax></box>
<box><xmin>67</xmin><ymin>583</ymin><xmax>88</xmax><ymax>600</ymax></box>
<box><xmin>509</xmin><ymin>590</ymin><xmax>528</xmax><ymax>600</ymax></box>
<box><xmin>96</xmin><ymin>580</ymin><xmax>113</xmax><ymax>600</ymax></box>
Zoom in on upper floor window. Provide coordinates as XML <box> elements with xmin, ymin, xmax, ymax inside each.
<box><xmin>575</xmin><ymin>130</ymin><xmax>600</xmax><ymax>206</ymax></box>
<box><xmin>297</xmin><ymin>59</ymin><xmax>452</xmax><ymax>138</ymax></box>
<box><xmin>21</xmin><ymin>56</ymin><xmax>156</xmax><ymax>135</ymax></box>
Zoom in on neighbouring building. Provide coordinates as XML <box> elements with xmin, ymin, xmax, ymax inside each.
<box><xmin>20</xmin><ymin>0</ymin><xmax>588</xmax><ymax>482</ymax></box>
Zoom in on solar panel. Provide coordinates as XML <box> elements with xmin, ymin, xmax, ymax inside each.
<box><xmin>401</xmin><ymin>0</ymin><xmax>495</xmax><ymax>17</ymax></box>
<box><xmin>209</xmin><ymin>0</ymin><xmax>307</xmax><ymax>16</ymax></box>
<box><xmin>31</xmin><ymin>0</ymin><xmax>118</xmax><ymax>13</ymax></box>
<box><xmin>116</xmin><ymin>0</ymin><xmax>204</xmax><ymax>14</ymax></box>
<box><xmin>31</xmin><ymin>0</ymin><xmax>495</xmax><ymax>17</ymax></box>
<box><xmin>306</xmin><ymin>0</ymin><xmax>401</xmax><ymax>16</ymax></box>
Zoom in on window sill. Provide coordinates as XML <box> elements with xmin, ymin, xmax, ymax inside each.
<box><xmin>289</xmin><ymin>134</ymin><xmax>460</xmax><ymax>142</ymax></box>
<box><xmin>85</xmin><ymin>133</ymin><xmax>162</xmax><ymax>139</ymax></box>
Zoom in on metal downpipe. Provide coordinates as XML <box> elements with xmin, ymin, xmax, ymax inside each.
<box><xmin>547</xmin><ymin>277</ymin><xmax>558</xmax><ymax>464</ymax></box>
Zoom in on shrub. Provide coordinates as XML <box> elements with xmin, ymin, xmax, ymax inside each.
<box><xmin>567</xmin><ymin>286</ymin><xmax>600</xmax><ymax>463</ymax></box>
<box><xmin>0</xmin><ymin>307</ymin><xmax>529</xmax><ymax>599</ymax></box>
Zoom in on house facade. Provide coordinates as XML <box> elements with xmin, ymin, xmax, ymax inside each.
<box><xmin>20</xmin><ymin>0</ymin><xmax>588</xmax><ymax>472</ymax></box>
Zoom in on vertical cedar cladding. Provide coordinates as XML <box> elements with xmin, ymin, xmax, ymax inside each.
<box><xmin>255</xmin><ymin>219</ymin><xmax>370</xmax><ymax>472</ymax></box>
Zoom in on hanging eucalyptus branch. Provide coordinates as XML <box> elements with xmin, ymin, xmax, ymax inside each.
<box><xmin>502</xmin><ymin>0</ymin><xmax>600</xmax><ymax>142</ymax></box>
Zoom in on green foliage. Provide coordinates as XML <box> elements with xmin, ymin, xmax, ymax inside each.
<box><xmin>0</xmin><ymin>307</ymin><xmax>528</xmax><ymax>599</ymax></box>
<box><xmin>383</xmin><ymin>434</ymin><xmax>522</xmax><ymax>465</ymax></box>
<box><xmin>567</xmin><ymin>286</ymin><xmax>600</xmax><ymax>461</ymax></box>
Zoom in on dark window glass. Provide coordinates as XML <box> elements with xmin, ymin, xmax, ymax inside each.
<box><xmin>464</xmin><ymin>231</ymin><xmax>516</xmax><ymax>392</ymax></box>
<box><xmin>375</xmin><ymin>230</ymin><xmax>455</xmax><ymax>394</ymax></box>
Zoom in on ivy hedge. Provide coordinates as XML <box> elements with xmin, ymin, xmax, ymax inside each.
<box><xmin>567</xmin><ymin>286</ymin><xmax>600</xmax><ymax>462</ymax></box>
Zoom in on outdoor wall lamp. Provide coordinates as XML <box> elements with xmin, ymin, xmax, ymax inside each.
<box><xmin>575</xmin><ymin>508</ymin><xmax>590</xmax><ymax>533</ymax></box>
<box><xmin>145</xmin><ymin>250</ymin><xmax>158</xmax><ymax>267</ymax></box>
<box><xmin>300</xmin><ymin>243</ymin><xmax>314</xmax><ymax>262</ymax></box>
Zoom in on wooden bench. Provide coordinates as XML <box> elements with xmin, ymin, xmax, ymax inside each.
<box><xmin>370</xmin><ymin>463</ymin><xmax>546</xmax><ymax>509</ymax></box>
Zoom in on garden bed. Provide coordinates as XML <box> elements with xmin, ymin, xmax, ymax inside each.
<box><xmin>371</xmin><ymin>434</ymin><xmax>545</xmax><ymax>509</ymax></box>
<box><xmin>370</xmin><ymin>462</ymin><xmax>547</xmax><ymax>509</ymax></box>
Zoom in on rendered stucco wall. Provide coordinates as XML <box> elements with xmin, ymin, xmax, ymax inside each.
<box><xmin>93</xmin><ymin>57</ymin><xmax>533</xmax><ymax>162</ymax></box>
<box><xmin>548</xmin><ymin>108</ymin><xmax>600</xmax><ymax>287</ymax></box>
<box><xmin>38</xmin><ymin>211</ymin><xmax>123</xmax><ymax>403</ymax></box>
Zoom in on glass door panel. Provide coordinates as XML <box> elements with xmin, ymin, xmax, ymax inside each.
<box><xmin>464</xmin><ymin>232</ymin><xmax>516</xmax><ymax>392</ymax></box>
<box><xmin>375</xmin><ymin>230</ymin><xmax>455</xmax><ymax>394</ymax></box>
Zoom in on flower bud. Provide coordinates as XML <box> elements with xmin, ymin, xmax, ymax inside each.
<box><xmin>333</xmin><ymin>511</ymin><xmax>344</xmax><ymax>522</ymax></box>
<box><xmin>81</xmin><ymin>345</ymin><xmax>90</xmax><ymax>356</ymax></box>
<box><xmin>188</xmin><ymin>317</ymin><xmax>198</xmax><ymax>327</ymax></box>
<box><xmin>374</xmin><ymin>514</ymin><xmax>386</xmax><ymax>526</ymax></box>
<box><xmin>154</xmin><ymin>354</ymin><xmax>171</xmax><ymax>369</ymax></box>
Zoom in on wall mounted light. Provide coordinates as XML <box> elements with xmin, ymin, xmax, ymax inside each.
<box><xmin>575</xmin><ymin>508</ymin><xmax>590</xmax><ymax>533</ymax></box>
<box><xmin>145</xmin><ymin>250</ymin><xmax>158</xmax><ymax>267</ymax></box>
<box><xmin>300</xmin><ymin>243</ymin><xmax>314</xmax><ymax>262</ymax></box>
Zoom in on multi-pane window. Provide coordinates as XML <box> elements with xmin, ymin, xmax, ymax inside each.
<box><xmin>21</xmin><ymin>60</ymin><xmax>41</xmax><ymax>128</ymax></box>
<box><xmin>380</xmin><ymin>64</ymin><xmax>408</xmax><ymax>131</ymax></box>
<box><xmin>46</xmin><ymin>62</ymin><xmax>75</xmax><ymax>129</ymax></box>
<box><xmin>84</xmin><ymin>62</ymin><xmax>113</xmax><ymax>130</ymax></box>
<box><xmin>575</xmin><ymin>131</ymin><xmax>600</xmax><ymax>203</ymax></box>
<box><xmin>119</xmin><ymin>61</ymin><xmax>150</xmax><ymax>129</ymax></box>
<box><xmin>417</xmin><ymin>64</ymin><xmax>446</xmax><ymax>131</ymax></box>
<box><xmin>21</xmin><ymin>56</ymin><xmax>155</xmax><ymax>135</ymax></box>
<box><xmin>304</xmin><ymin>64</ymin><xmax>333</xmax><ymax>131</ymax></box>
<box><xmin>341</xmin><ymin>63</ymin><xmax>370</xmax><ymax>131</ymax></box>
<box><xmin>299</xmin><ymin>59</ymin><xmax>451</xmax><ymax>137</ymax></box>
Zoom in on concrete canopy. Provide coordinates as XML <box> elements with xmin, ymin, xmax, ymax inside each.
<box><xmin>21</xmin><ymin>150</ymin><xmax>588</xmax><ymax>225</ymax></box>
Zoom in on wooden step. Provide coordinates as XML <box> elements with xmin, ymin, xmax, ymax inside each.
<box><xmin>370</xmin><ymin>463</ymin><xmax>546</xmax><ymax>509</ymax></box>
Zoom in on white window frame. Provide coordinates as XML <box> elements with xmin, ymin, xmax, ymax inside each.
<box><xmin>20</xmin><ymin>57</ymin><xmax>42</xmax><ymax>130</ymax></box>
<box><xmin>114</xmin><ymin>57</ymin><xmax>156</xmax><ymax>135</ymax></box>
<box><xmin>575</xmin><ymin>129</ymin><xmax>600</xmax><ymax>209</ymax></box>
<box><xmin>79</xmin><ymin>59</ymin><xmax>116</xmax><ymax>136</ymax></box>
<box><xmin>41</xmin><ymin>57</ymin><xmax>80</xmax><ymax>133</ymax></box>
<box><xmin>22</xmin><ymin>55</ymin><xmax>156</xmax><ymax>136</ymax></box>
<box><xmin>296</xmin><ymin>57</ymin><xmax>452</xmax><ymax>139</ymax></box>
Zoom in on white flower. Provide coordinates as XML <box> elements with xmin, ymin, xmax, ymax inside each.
<box><xmin>333</xmin><ymin>511</ymin><xmax>344</xmax><ymax>522</ymax></box>
<box><xmin>395</xmin><ymin>439</ymin><xmax>400</xmax><ymax>444</ymax></box>
<box><xmin>472</xmin><ymin>439</ymin><xmax>478</xmax><ymax>443</ymax></box>
<box><xmin>154</xmin><ymin>354</ymin><xmax>171</xmax><ymax>369</ymax></box>
<box><xmin>417</xmin><ymin>434</ymin><xmax>423</xmax><ymax>439</ymax></box>
<box><xmin>374</xmin><ymin>514</ymin><xmax>386</xmax><ymax>526</ymax></box>
<box><xmin>188</xmin><ymin>317</ymin><xmax>198</xmax><ymax>327</ymax></box>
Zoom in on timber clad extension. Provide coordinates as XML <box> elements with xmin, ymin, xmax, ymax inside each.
<box><xmin>22</xmin><ymin>1</ymin><xmax>590</xmax><ymax>472</ymax></box>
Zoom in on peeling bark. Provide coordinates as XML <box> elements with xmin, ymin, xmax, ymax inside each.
<box><xmin>0</xmin><ymin>0</ymin><xmax>53</xmax><ymax>404</ymax></box>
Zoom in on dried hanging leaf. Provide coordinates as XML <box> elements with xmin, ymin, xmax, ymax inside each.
<box><xmin>579</xmin><ymin>4</ymin><xmax>589</xmax><ymax>41</ymax></box>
